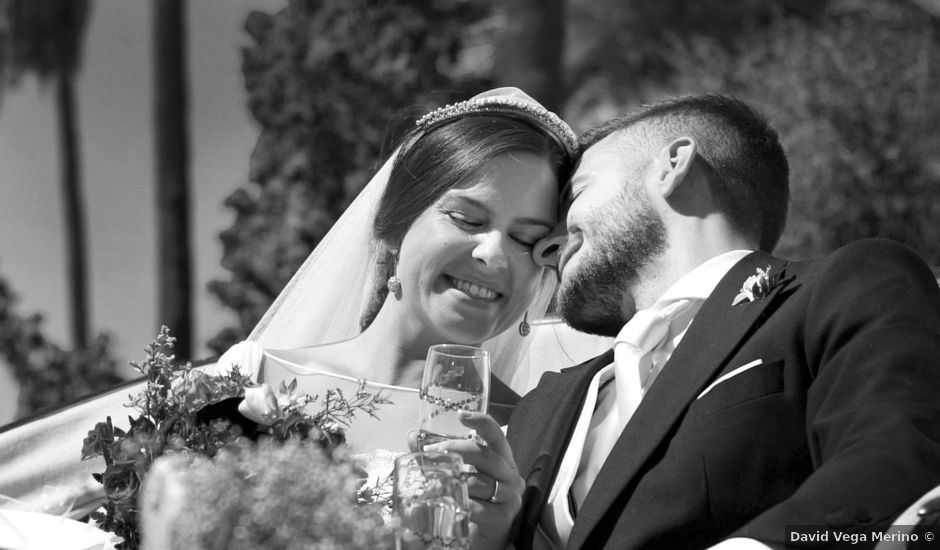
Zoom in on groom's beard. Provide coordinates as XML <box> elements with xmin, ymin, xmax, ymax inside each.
<box><xmin>557</xmin><ymin>186</ymin><xmax>666</xmax><ymax>337</ymax></box>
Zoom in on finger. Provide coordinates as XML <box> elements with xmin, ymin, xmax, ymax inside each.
<box><xmin>405</xmin><ymin>429</ymin><xmax>421</xmax><ymax>452</ymax></box>
<box><xmin>467</xmin><ymin>498</ymin><xmax>507</xmax><ymax>523</ymax></box>
<box><xmin>466</xmin><ymin>484</ymin><xmax>521</xmax><ymax>526</ymax></box>
<box><xmin>457</xmin><ymin>411</ymin><xmax>516</xmax><ymax>468</ymax></box>
<box><xmin>422</xmin><ymin>439</ymin><xmax>515</xmax><ymax>481</ymax></box>
<box><xmin>466</xmin><ymin>471</ymin><xmax>497</xmax><ymax>501</ymax></box>
<box><xmin>468</xmin><ymin>498</ymin><xmax>489</xmax><ymax>520</ymax></box>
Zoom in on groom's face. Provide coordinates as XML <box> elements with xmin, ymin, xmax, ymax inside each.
<box><xmin>555</xmin><ymin>134</ymin><xmax>667</xmax><ymax>336</ymax></box>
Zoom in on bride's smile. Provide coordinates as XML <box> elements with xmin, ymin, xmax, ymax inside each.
<box><xmin>445</xmin><ymin>275</ymin><xmax>503</xmax><ymax>302</ymax></box>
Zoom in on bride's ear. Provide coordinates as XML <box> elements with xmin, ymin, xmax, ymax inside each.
<box><xmin>380</xmin><ymin>240</ymin><xmax>400</xmax><ymax>260</ymax></box>
<box><xmin>375</xmin><ymin>242</ymin><xmax>400</xmax><ymax>281</ymax></box>
<box><xmin>654</xmin><ymin>137</ymin><xmax>697</xmax><ymax>199</ymax></box>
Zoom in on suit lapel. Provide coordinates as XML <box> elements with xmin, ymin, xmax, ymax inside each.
<box><xmin>512</xmin><ymin>351</ymin><xmax>612</xmax><ymax>549</ymax></box>
<box><xmin>567</xmin><ymin>252</ymin><xmax>794</xmax><ymax>549</ymax></box>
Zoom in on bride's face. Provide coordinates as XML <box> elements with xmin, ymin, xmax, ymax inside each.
<box><xmin>395</xmin><ymin>151</ymin><xmax>559</xmax><ymax>345</ymax></box>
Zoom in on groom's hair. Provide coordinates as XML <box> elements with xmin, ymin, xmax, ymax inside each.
<box><xmin>581</xmin><ymin>94</ymin><xmax>789</xmax><ymax>253</ymax></box>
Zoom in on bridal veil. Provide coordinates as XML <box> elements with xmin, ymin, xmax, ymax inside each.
<box><xmin>246</xmin><ymin>87</ymin><xmax>579</xmax><ymax>392</ymax></box>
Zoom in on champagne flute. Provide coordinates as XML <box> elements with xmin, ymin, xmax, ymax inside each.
<box><xmin>418</xmin><ymin>344</ymin><xmax>489</xmax><ymax>445</ymax></box>
<box><xmin>392</xmin><ymin>452</ymin><xmax>470</xmax><ymax>550</ymax></box>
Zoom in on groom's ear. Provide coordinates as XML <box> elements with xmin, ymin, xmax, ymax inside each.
<box><xmin>654</xmin><ymin>137</ymin><xmax>697</xmax><ymax>199</ymax></box>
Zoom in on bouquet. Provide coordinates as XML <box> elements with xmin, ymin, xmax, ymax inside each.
<box><xmin>81</xmin><ymin>326</ymin><xmax>389</xmax><ymax>549</ymax></box>
<box><xmin>140</xmin><ymin>438</ymin><xmax>393</xmax><ymax>549</ymax></box>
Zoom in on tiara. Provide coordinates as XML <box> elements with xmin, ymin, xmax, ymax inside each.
<box><xmin>415</xmin><ymin>91</ymin><xmax>579</xmax><ymax>159</ymax></box>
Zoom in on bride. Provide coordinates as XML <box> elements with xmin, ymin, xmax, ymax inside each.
<box><xmin>0</xmin><ymin>87</ymin><xmax>577</xmax><ymax>515</ymax></box>
<box><xmin>215</xmin><ymin>86</ymin><xmax>578</xmax><ymax>452</ymax></box>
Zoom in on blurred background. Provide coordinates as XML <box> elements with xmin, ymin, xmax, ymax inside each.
<box><xmin>0</xmin><ymin>0</ymin><xmax>938</xmax><ymax>424</ymax></box>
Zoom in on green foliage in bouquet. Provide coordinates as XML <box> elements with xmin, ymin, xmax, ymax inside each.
<box><xmin>81</xmin><ymin>326</ymin><xmax>388</xmax><ymax>549</ymax></box>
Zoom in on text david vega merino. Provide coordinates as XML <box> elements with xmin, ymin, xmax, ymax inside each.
<box><xmin>790</xmin><ymin>529</ymin><xmax>922</xmax><ymax>544</ymax></box>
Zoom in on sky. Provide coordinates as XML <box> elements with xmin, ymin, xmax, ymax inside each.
<box><xmin>0</xmin><ymin>0</ymin><xmax>285</xmax><ymax>422</ymax></box>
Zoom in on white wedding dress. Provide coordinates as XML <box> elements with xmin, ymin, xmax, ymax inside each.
<box><xmin>216</xmin><ymin>342</ymin><xmax>420</xmax><ymax>486</ymax></box>
<box><xmin>214</xmin><ymin>339</ymin><xmax>527</xmax><ymax>486</ymax></box>
<box><xmin>228</xmin><ymin>343</ymin><xmax>422</xmax><ymax>452</ymax></box>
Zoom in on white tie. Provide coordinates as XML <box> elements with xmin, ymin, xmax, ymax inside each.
<box><xmin>613</xmin><ymin>299</ymin><xmax>691</xmax><ymax>424</ymax></box>
<box><xmin>570</xmin><ymin>298</ymin><xmax>693</xmax><ymax>507</ymax></box>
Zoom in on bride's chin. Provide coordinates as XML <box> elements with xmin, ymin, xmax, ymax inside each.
<box><xmin>438</xmin><ymin>287</ymin><xmax>500</xmax><ymax>311</ymax></box>
<box><xmin>429</xmin><ymin>310</ymin><xmax>499</xmax><ymax>342</ymax></box>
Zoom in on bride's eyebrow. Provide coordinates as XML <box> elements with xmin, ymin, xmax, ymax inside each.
<box><xmin>515</xmin><ymin>217</ymin><xmax>555</xmax><ymax>231</ymax></box>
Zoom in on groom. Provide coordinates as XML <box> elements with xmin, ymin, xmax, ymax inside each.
<box><xmin>448</xmin><ymin>94</ymin><xmax>940</xmax><ymax>550</ymax></box>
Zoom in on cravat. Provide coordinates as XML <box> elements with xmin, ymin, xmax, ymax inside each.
<box><xmin>613</xmin><ymin>299</ymin><xmax>692</xmax><ymax>425</ymax></box>
<box><xmin>570</xmin><ymin>298</ymin><xmax>693</xmax><ymax>507</ymax></box>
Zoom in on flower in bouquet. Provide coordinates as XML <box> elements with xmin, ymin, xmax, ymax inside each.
<box><xmin>81</xmin><ymin>326</ymin><xmax>388</xmax><ymax>549</ymax></box>
<box><xmin>101</xmin><ymin>462</ymin><xmax>142</xmax><ymax>506</ymax></box>
<box><xmin>238</xmin><ymin>378</ymin><xmax>312</xmax><ymax>431</ymax></box>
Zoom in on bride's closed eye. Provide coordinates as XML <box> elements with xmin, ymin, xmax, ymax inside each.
<box><xmin>444</xmin><ymin>209</ymin><xmax>541</xmax><ymax>251</ymax></box>
<box><xmin>444</xmin><ymin>210</ymin><xmax>482</xmax><ymax>229</ymax></box>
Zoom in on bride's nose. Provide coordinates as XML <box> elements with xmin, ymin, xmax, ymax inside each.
<box><xmin>471</xmin><ymin>230</ymin><xmax>509</xmax><ymax>270</ymax></box>
<box><xmin>532</xmin><ymin>222</ymin><xmax>568</xmax><ymax>269</ymax></box>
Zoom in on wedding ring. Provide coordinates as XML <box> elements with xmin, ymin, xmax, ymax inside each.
<box><xmin>467</xmin><ymin>430</ymin><xmax>488</xmax><ymax>447</ymax></box>
<box><xmin>489</xmin><ymin>478</ymin><xmax>502</xmax><ymax>504</ymax></box>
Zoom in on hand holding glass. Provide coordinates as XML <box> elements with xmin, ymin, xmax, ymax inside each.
<box><xmin>418</xmin><ymin>344</ymin><xmax>490</xmax><ymax>445</ymax></box>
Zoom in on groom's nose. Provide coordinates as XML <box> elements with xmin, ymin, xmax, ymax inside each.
<box><xmin>533</xmin><ymin>222</ymin><xmax>568</xmax><ymax>270</ymax></box>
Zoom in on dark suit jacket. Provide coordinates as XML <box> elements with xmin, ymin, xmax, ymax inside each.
<box><xmin>508</xmin><ymin>239</ymin><xmax>940</xmax><ymax>550</ymax></box>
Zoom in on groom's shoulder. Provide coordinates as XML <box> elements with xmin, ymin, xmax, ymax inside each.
<box><xmin>782</xmin><ymin>238</ymin><xmax>940</xmax><ymax>319</ymax></box>
<box><xmin>796</xmin><ymin>238</ymin><xmax>935</xmax><ymax>285</ymax></box>
<box><xmin>825</xmin><ymin>238</ymin><xmax>923</xmax><ymax>264</ymax></box>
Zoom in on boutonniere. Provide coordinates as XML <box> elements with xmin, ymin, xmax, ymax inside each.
<box><xmin>732</xmin><ymin>265</ymin><xmax>776</xmax><ymax>306</ymax></box>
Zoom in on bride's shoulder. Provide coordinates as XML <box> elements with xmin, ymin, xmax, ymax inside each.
<box><xmin>214</xmin><ymin>340</ymin><xmax>266</xmax><ymax>379</ymax></box>
<box><xmin>265</xmin><ymin>340</ymin><xmax>364</xmax><ymax>380</ymax></box>
<box><xmin>213</xmin><ymin>340</ymin><xmax>359</xmax><ymax>382</ymax></box>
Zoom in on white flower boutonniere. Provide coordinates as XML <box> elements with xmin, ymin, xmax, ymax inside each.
<box><xmin>732</xmin><ymin>265</ymin><xmax>775</xmax><ymax>306</ymax></box>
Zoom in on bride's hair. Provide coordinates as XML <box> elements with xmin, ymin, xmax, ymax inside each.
<box><xmin>359</xmin><ymin>116</ymin><xmax>570</xmax><ymax>329</ymax></box>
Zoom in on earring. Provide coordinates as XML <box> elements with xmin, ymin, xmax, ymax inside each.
<box><xmin>386</xmin><ymin>275</ymin><xmax>402</xmax><ymax>298</ymax></box>
<box><xmin>386</xmin><ymin>249</ymin><xmax>402</xmax><ymax>299</ymax></box>
<box><xmin>518</xmin><ymin>311</ymin><xmax>530</xmax><ymax>337</ymax></box>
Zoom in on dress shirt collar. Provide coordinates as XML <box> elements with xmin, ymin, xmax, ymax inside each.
<box><xmin>657</xmin><ymin>249</ymin><xmax>754</xmax><ymax>304</ymax></box>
